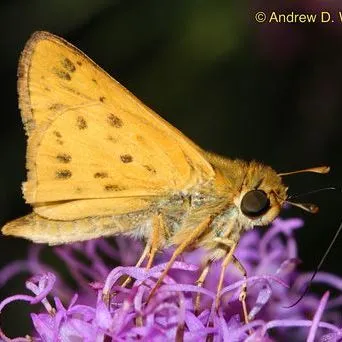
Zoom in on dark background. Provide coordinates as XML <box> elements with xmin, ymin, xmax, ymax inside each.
<box><xmin>0</xmin><ymin>0</ymin><xmax>341</xmax><ymax>335</ymax></box>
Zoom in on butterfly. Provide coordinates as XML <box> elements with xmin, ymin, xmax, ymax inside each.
<box><xmin>2</xmin><ymin>31</ymin><xmax>329</xmax><ymax>320</ymax></box>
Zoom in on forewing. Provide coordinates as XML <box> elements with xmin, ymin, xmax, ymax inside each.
<box><xmin>19</xmin><ymin>31</ymin><xmax>215</xmax><ymax>206</ymax></box>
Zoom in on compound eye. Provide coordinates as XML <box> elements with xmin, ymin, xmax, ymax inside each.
<box><xmin>241</xmin><ymin>190</ymin><xmax>270</xmax><ymax>218</ymax></box>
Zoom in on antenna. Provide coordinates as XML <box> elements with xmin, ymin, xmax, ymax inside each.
<box><xmin>285</xmin><ymin>201</ymin><xmax>319</xmax><ymax>214</ymax></box>
<box><xmin>278</xmin><ymin>166</ymin><xmax>330</xmax><ymax>177</ymax></box>
<box><xmin>284</xmin><ymin>220</ymin><xmax>342</xmax><ymax>308</ymax></box>
<box><xmin>288</xmin><ymin>187</ymin><xmax>337</xmax><ymax>200</ymax></box>
<box><xmin>273</xmin><ymin>191</ymin><xmax>320</xmax><ymax>214</ymax></box>
<box><xmin>276</xmin><ymin>165</ymin><xmax>331</xmax><ymax>213</ymax></box>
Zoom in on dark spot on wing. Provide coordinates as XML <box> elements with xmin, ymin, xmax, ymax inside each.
<box><xmin>44</xmin><ymin>87</ymin><xmax>51</xmax><ymax>92</ymax></box>
<box><xmin>56</xmin><ymin>169</ymin><xmax>72</xmax><ymax>179</ymax></box>
<box><xmin>53</xmin><ymin>68</ymin><xmax>71</xmax><ymax>81</ymax></box>
<box><xmin>76</xmin><ymin>61</ymin><xmax>82</xmax><ymax>66</ymax></box>
<box><xmin>53</xmin><ymin>131</ymin><xmax>64</xmax><ymax>145</ymax></box>
<box><xmin>94</xmin><ymin>172</ymin><xmax>108</xmax><ymax>179</ymax></box>
<box><xmin>77</xmin><ymin>116</ymin><xmax>87</xmax><ymax>129</ymax></box>
<box><xmin>53</xmin><ymin>131</ymin><xmax>62</xmax><ymax>138</ymax></box>
<box><xmin>99</xmin><ymin>96</ymin><xmax>106</xmax><ymax>102</ymax></box>
<box><xmin>61</xmin><ymin>58</ymin><xmax>76</xmax><ymax>73</ymax></box>
<box><xmin>107</xmin><ymin>135</ymin><xmax>117</xmax><ymax>143</ymax></box>
<box><xmin>92</xmin><ymin>78</ymin><xmax>98</xmax><ymax>84</ymax></box>
<box><xmin>120</xmin><ymin>154</ymin><xmax>133</xmax><ymax>163</ymax></box>
<box><xmin>104</xmin><ymin>184</ymin><xmax>125</xmax><ymax>191</ymax></box>
<box><xmin>49</xmin><ymin>103</ymin><xmax>65</xmax><ymax>111</ymax></box>
<box><xmin>136</xmin><ymin>135</ymin><xmax>145</xmax><ymax>143</ymax></box>
<box><xmin>56</xmin><ymin>153</ymin><xmax>72</xmax><ymax>163</ymax></box>
<box><xmin>143</xmin><ymin>165</ymin><xmax>156</xmax><ymax>174</ymax></box>
<box><xmin>108</xmin><ymin>114</ymin><xmax>123</xmax><ymax>128</ymax></box>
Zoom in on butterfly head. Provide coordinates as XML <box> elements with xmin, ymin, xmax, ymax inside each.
<box><xmin>232</xmin><ymin>162</ymin><xmax>329</xmax><ymax>229</ymax></box>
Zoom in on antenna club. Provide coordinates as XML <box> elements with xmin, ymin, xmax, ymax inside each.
<box><xmin>320</xmin><ymin>166</ymin><xmax>330</xmax><ymax>174</ymax></box>
<box><xmin>278</xmin><ymin>165</ymin><xmax>331</xmax><ymax>177</ymax></box>
<box><xmin>285</xmin><ymin>201</ymin><xmax>319</xmax><ymax>213</ymax></box>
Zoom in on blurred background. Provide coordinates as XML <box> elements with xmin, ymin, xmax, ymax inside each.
<box><xmin>0</xmin><ymin>0</ymin><xmax>341</xmax><ymax>335</ymax></box>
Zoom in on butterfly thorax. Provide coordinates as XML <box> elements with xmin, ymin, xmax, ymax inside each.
<box><xmin>168</xmin><ymin>154</ymin><xmax>287</xmax><ymax>253</ymax></box>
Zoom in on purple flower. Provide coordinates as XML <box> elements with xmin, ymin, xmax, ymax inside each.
<box><xmin>0</xmin><ymin>218</ymin><xmax>341</xmax><ymax>341</ymax></box>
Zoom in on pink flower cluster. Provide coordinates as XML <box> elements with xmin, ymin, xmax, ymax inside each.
<box><xmin>0</xmin><ymin>218</ymin><xmax>341</xmax><ymax>341</ymax></box>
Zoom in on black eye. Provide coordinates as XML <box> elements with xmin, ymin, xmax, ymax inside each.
<box><xmin>240</xmin><ymin>190</ymin><xmax>270</xmax><ymax>218</ymax></box>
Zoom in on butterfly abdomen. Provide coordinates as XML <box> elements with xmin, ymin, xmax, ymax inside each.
<box><xmin>2</xmin><ymin>210</ymin><xmax>153</xmax><ymax>245</ymax></box>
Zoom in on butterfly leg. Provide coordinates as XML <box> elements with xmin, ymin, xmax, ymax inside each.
<box><xmin>121</xmin><ymin>214</ymin><xmax>166</xmax><ymax>288</ymax></box>
<box><xmin>146</xmin><ymin>213</ymin><xmax>166</xmax><ymax>269</ymax></box>
<box><xmin>212</xmin><ymin>237</ymin><xmax>237</xmax><ymax>310</ymax></box>
<box><xmin>120</xmin><ymin>243</ymin><xmax>151</xmax><ymax>288</ymax></box>
<box><xmin>147</xmin><ymin>216</ymin><xmax>212</xmax><ymax>303</ymax></box>
<box><xmin>195</xmin><ymin>258</ymin><xmax>212</xmax><ymax>314</ymax></box>
<box><xmin>232</xmin><ymin>255</ymin><xmax>249</xmax><ymax>325</ymax></box>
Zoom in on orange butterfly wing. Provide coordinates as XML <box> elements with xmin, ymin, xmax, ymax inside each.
<box><xmin>19</xmin><ymin>31</ymin><xmax>215</xmax><ymax>207</ymax></box>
